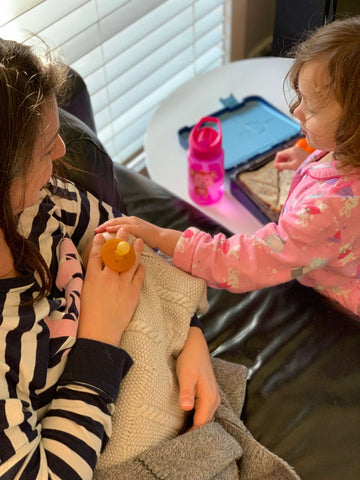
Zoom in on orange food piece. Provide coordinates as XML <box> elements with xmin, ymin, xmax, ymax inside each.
<box><xmin>101</xmin><ymin>239</ymin><xmax>136</xmax><ymax>272</ymax></box>
<box><xmin>294</xmin><ymin>137</ymin><xmax>315</xmax><ymax>154</ymax></box>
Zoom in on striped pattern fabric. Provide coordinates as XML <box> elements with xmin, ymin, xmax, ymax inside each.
<box><xmin>0</xmin><ymin>179</ymin><xmax>132</xmax><ymax>479</ymax></box>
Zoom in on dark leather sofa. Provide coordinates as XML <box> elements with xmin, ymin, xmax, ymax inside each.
<box><xmin>58</xmin><ymin>70</ymin><xmax>360</xmax><ymax>480</ymax></box>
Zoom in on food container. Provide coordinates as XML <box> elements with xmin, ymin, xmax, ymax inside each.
<box><xmin>178</xmin><ymin>95</ymin><xmax>302</xmax><ymax>224</ymax></box>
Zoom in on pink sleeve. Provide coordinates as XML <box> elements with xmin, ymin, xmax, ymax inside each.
<box><xmin>172</xmin><ymin>204</ymin><xmax>344</xmax><ymax>292</ymax></box>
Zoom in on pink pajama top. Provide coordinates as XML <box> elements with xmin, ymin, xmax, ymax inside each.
<box><xmin>173</xmin><ymin>151</ymin><xmax>360</xmax><ymax>316</ymax></box>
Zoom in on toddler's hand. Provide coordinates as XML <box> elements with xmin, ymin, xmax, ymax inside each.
<box><xmin>95</xmin><ymin>216</ymin><xmax>182</xmax><ymax>258</ymax></box>
<box><xmin>274</xmin><ymin>146</ymin><xmax>309</xmax><ymax>171</ymax></box>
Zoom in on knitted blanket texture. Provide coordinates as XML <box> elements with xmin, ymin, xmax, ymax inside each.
<box><xmin>95</xmin><ymin>239</ymin><xmax>208</xmax><ymax>468</ymax></box>
<box><xmin>94</xmin><ymin>236</ymin><xmax>300</xmax><ymax>479</ymax></box>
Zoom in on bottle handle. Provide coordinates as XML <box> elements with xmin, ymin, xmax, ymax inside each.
<box><xmin>193</xmin><ymin>116</ymin><xmax>222</xmax><ymax>143</ymax></box>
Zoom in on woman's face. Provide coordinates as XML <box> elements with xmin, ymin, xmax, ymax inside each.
<box><xmin>292</xmin><ymin>61</ymin><xmax>342</xmax><ymax>151</ymax></box>
<box><xmin>10</xmin><ymin>96</ymin><xmax>66</xmax><ymax>214</ymax></box>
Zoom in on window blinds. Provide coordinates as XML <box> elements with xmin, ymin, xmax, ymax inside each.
<box><xmin>0</xmin><ymin>0</ymin><xmax>230</xmax><ymax>165</ymax></box>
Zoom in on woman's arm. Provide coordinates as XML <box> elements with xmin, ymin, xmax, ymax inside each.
<box><xmin>0</xmin><ymin>339</ymin><xmax>132</xmax><ymax>480</ymax></box>
<box><xmin>0</xmin><ymin>232</ymin><xmax>145</xmax><ymax>479</ymax></box>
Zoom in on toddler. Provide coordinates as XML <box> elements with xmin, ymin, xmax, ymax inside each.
<box><xmin>97</xmin><ymin>16</ymin><xmax>360</xmax><ymax>316</ymax></box>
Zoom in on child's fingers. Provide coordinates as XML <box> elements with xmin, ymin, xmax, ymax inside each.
<box><xmin>101</xmin><ymin>227</ymin><xmax>129</xmax><ymax>243</ymax></box>
<box><xmin>95</xmin><ymin>217</ymin><xmax>129</xmax><ymax>233</ymax></box>
<box><xmin>104</xmin><ymin>225</ymin><xmax>123</xmax><ymax>233</ymax></box>
<box><xmin>115</xmin><ymin>226</ymin><xmax>129</xmax><ymax>240</ymax></box>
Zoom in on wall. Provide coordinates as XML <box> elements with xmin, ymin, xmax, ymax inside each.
<box><xmin>231</xmin><ymin>0</ymin><xmax>276</xmax><ymax>60</ymax></box>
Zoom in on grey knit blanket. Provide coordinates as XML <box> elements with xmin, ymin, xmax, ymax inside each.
<box><xmin>94</xmin><ymin>358</ymin><xmax>300</xmax><ymax>479</ymax></box>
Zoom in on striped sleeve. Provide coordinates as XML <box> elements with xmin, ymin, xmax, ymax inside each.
<box><xmin>0</xmin><ymin>309</ymin><xmax>132</xmax><ymax>479</ymax></box>
<box><xmin>39</xmin><ymin>340</ymin><xmax>133</xmax><ymax>479</ymax></box>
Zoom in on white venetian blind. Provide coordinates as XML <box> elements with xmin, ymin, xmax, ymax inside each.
<box><xmin>0</xmin><ymin>0</ymin><xmax>230</xmax><ymax>166</ymax></box>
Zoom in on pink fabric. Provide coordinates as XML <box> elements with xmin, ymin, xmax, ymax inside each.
<box><xmin>173</xmin><ymin>151</ymin><xmax>360</xmax><ymax>315</ymax></box>
<box><xmin>45</xmin><ymin>236</ymin><xmax>83</xmax><ymax>341</ymax></box>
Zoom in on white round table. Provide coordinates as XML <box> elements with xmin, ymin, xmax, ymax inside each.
<box><xmin>145</xmin><ymin>57</ymin><xmax>295</xmax><ymax>234</ymax></box>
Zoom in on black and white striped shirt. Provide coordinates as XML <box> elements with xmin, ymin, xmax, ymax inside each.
<box><xmin>0</xmin><ymin>179</ymin><xmax>132</xmax><ymax>479</ymax></box>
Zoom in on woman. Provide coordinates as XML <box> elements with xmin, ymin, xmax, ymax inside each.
<box><xmin>0</xmin><ymin>38</ymin><xmax>219</xmax><ymax>479</ymax></box>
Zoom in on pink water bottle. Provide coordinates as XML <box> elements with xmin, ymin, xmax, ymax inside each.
<box><xmin>188</xmin><ymin>117</ymin><xmax>224</xmax><ymax>205</ymax></box>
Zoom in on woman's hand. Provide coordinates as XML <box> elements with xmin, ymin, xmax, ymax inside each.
<box><xmin>176</xmin><ymin>327</ymin><xmax>220</xmax><ymax>430</ymax></box>
<box><xmin>77</xmin><ymin>229</ymin><xmax>145</xmax><ymax>346</ymax></box>
<box><xmin>95</xmin><ymin>216</ymin><xmax>182</xmax><ymax>258</ymax></box>
<box><xmin>274</xmin><ymin>146</ymin><xmax>309</xmax><ymax>171</ymax></box>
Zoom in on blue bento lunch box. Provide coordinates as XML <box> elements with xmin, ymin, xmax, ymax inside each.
<box><xmin>178</xmin><ymin>94</ymin><xmax>302</xmax><ymax>223</ymax></box>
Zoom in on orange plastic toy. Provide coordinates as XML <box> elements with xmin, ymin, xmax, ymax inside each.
<box><xmin>101</xmin><ymin>239</ymin><xmax>136</xmax><ymax>272</ymax></box>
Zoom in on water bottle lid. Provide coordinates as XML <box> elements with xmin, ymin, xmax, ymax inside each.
<box><xmin>189</xmin><ymin>117</ymin><xmax>223</xmax><ymax>160</ymax></box>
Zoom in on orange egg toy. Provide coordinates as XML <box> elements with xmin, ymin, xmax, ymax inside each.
<box><xmin>101</xmin><ymin>238</ymin><xmax>136</xmax><ymax>272</ymax></box>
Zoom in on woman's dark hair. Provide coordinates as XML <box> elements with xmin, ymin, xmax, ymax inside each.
<box><xmin>287</xmin><ymin>16</ymin><xmax>360</xmax><ymax>170</ymax></box>
<box><xmin>0</xmin><ymin>38</ymin><xmax>68</xmax><ymax>300</ymax></box>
